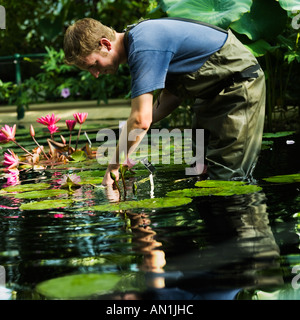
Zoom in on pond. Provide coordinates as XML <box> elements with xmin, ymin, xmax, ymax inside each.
<box><xmin>0</xmin><ymin>119</ymin><xmax>299</xmax><ymax>301</ymax></box>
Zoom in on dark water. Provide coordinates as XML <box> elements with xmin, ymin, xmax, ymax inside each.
<box><xmin>0</xmin><ymin>133</ymin><xmax>299</xmax><ymax>300</ymax></box>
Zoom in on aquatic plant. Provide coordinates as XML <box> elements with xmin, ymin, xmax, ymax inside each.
<box><xmin>0</xmin><ymin>112</ymin><xmax>91</xmax><ymax>174</ymax></box>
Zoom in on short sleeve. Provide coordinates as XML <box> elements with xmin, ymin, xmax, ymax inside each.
<box><xmin>129</xmin><ymin>50</ymin><xmax>174</xmax><ymax>98</ymax></box>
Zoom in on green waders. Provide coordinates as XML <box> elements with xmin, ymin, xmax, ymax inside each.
<box><xmin>165</xmin><ymin>30</ymin><xmax>266</xmax><ymax>181</ymax></box>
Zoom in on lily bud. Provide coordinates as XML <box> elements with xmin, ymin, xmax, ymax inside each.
<box><xmin>30</xmin><ymin>125</ymin><xmax>35</xmax><ymax>137</ymax></box>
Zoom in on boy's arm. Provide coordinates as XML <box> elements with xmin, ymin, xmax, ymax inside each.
<box><xmin>102</xmin><ymin>93</ymin><xmax>153</xmax><ymax>186</ymax></box>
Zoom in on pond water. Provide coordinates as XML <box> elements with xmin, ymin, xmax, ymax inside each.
<box><xmin>0</xmin><ymin>126</ymin><xmax>299</xmax><ymax>300</ymax></box>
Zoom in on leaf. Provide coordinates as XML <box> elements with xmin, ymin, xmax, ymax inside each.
<box><xmin>263</xmin><ymin>173</ymin><xmax>300</xmax><ymax>184</ymax></box>
<box><xmin>1</xmin><ymin>183</ymin><xmax>51</xmax><ymax>194</ymax></box>
<box><xmin>230</xmin><ymin>0</ymin><xmax>287</xmax><ymax>41</ymax></box>
<box><xmin>195</xmin><ymin>180</ymin><xmax>246</xmax><ymax>188</ymax></box>
<box><xmin>167</xmin><ymin>187</ymin><xmax>224</xmax><ymax>197</ymax></box>
<box><xmin>278</xmin><ymin>0</ymin><xmax>300</xmax><ymax>10</ymax></box>
<box><xmin>11</xmin><ymin>189</ymin><xmax>68</xmax><ymax>199</ymax></box>
<box><xmin>20</xmin><ymin>199</ymin><xmax>73</xmax><ymax>210</ymax></box>
<box><xmin>168</xmin><ymin>180</ymin><xmax>262</xmax><ymax>197</ymax></box>
<box><xmin>160</xmin><ymin>0</ymin><xmax>253</xmax><ymax>29</ymax></box>
<box><xmin>81</xmin><ymin>197</ymin><xmax>193</xmax><ymax>212</ymax></box>
<box><xmin>244</xmin><ymin>39</ymin><xmax>278</xmax><ymax>57</ymax></box>
<box><xmin>36</xmin><ymin>273</ymin><xmax>121</xmax><ymax>299</ymax></box>
<box><xmin>263</xmin><ymin>131</ymin><xmax>295</xmax><ymax>138</ymax></box>
<box><xmin>69</xmin><ymin>150</ymin><xmax>87</xmax><ymax>162</ymax></box>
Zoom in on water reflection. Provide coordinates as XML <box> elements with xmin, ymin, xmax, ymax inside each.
<box><xmin>124</xmin><ymin>191</ymin><xmax>285</xmax><ymax>300</ymax></box>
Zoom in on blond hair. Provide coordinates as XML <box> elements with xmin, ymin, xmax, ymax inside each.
<box><xmin>63</xmin><ymin>18</ymin><xmax>116</xmax><ymax>66</ymax></box>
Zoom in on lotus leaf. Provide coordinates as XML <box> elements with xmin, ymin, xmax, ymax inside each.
<box><xmin>20</xmin><ymin>199</ymin><xmax>73</xmax><ymax>210</ymax></box>
<box><xmin>36</xmin><ymin>273</ymin><xmax>121</xmax><ymax>299</ymax></box>
<box><xmin>230</xmin><ymin>0</ymin><xmax>287</xmax><ymax>41</ymax></box>
<box><xmin>160</xmin><ymin>0</ymin><xmax>252</xmax><ymax>29</ymax></box>
<box><xmin>81</xmin><ymin>197</ymin><xmax>193</xmax><ymax>212</ymax></box>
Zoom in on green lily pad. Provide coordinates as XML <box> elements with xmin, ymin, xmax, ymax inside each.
<box><xmin>263</xmin><ymin>173</ymin><xmax>300</xmax><ymax>184</ymax></box>
<box><xmin>167</xmin><ymin>187</ymin><xmax>223</xmax><ymax>197</ymax></box>
<box><xmin>81</xmin><ymin>197</ymin><xmax>193</xmax><ymax>212</ymax></box>
<box><xmin>36</xmin><ymin>273</ymin><xmax>121</xmax><ymax>299</ymax></box>
<box><xmin>76</xmin><ymin>170</ymin><xmax>106</xmax><ymax>177</ymax></box>
<box><xmin>263</xmin><ymin>131</ymin><xmax>295</xmax><ymax>138</ymax></box>
<box><xmin>168</xmin><ymin>180</ymin><xmax>262</xmax><ymax>197</ymax></box>
<box><xmin>20</xmin><ymin>199</ymin><xmax>73</xmax><ymax>210</ymax></box>
<box><xmin>1</xmin><ymin>183</ymin><xmax>50</xmax><ymax>193</ymax></box>
<box><xmin>195</xmin><ymin>180</ymin><xmax>246</xmax><ymax>188</ymax></box>
<box><xmin>11</xmin><ymin>189</ymin><xmax>68</xmax><ymax>199</ymax></box>
<box><xmin>69</xmin><ymin>150</ymin><xmax>87</xmax><ymax>162</ymax></box>
<box><xmin>78</xmin><ymin>177</ymin><xmax>103</xmax><ymax>185</ymax></box>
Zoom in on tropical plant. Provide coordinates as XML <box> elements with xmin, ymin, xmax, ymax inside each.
<box><xmin>154</xmin><ymin>0</ymin><xmax>300</xmax><ymax>131</ymax></box>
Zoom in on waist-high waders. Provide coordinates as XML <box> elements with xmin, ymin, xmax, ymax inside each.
<box><xmin>165</xmin><ymin>29</ymin><xmax>266</xmax><ymax>181</ymax></box>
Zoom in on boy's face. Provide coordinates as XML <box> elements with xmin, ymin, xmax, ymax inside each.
<box><xmin>79</xmin><ymin>38</ymin><xmax>119</xmax><ymax>77</ymax></box>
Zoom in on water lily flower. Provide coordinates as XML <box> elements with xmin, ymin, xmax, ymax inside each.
<box><xmin>0</xmin><ymin>124</ymin><xmax>33</xmax><ymax>157</ymax></box>
<box><xmin>47</xmin><ymin>124</ymin><xmax>59</xmax><ymax>135</ymax></box>
<box><xmin>61</xmin><ymin>88</ymin><xmax>70</xmax><ymax>99</ymax></box>
<box><xmin>66</xmin><ymin>120</ymin><xmax>77</xmax><ymax>151</ymax></box>
<box><xmin>37</xmin><ymin>113</ymin><xmax>61</xmax><ymax>126</ymax></box>
<box><xmin>3</xmin><ymin>149</ymin><xmax>19</xmax><ymax>169</ymax></box>
<box><xmin>73</xmin><ymin>113</ymin><xmax>88</xmax><ymax>150</ymax></box>
<box><xmin>3</xmin><ymin>169</ymin><xmax>20</xmax><ymax>187</ymax></box>
<box><xmin>123</xmin><ymin>157</ymin><xmax>137</xmax><ymax>170</ymax></box>
<box><xmin>66</xmin><ymin>120</ymin><xmax>76</xmax><ymax>131</ymax></box>
<box><xmin>0</xmin><ymin>124</ymin><xmax>16</xmax><ymax>143</ymax></box>
<box><xmin>29</xmin><ymin>124</ymin><xmax>35</xmax><ymax>137</ymax></box>
<box><xmin>73</xmin><ymin>112</ymin><xmax>88</xmax><ymax>124</ymax></box>
<box><xmin>58</xmin><ymin>173</ymin><xmax>81</xmax><ymax>192</ymax></box>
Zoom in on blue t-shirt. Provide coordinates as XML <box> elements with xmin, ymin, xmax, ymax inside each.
<box><xmin>126</xmin><ymin>19</ymin><xmax>228</xmax><ymax>98</ymax></box>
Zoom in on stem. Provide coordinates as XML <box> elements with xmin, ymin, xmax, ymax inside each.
<box><xmin>32</xmin><ymin>136</ymin><xmax>50</xmax><ymax>160</ymax></box>
<box><xmin>120</xmin><ymin>165</ymin><xmax>127</xmax><ymax>200</ymax></box>
<box><xmin>68</xmin><ymin>132</ymin><xmax>72</xmax><ymax>151</ymax></box>
<box><xmin>75</xmin><ymin>124</ymin><xmax>82</xmax><ymax>151</ymax></box>
<box><xmin>13</xmin><ymin>140</ymin><xmax>34</xmax><ymax>157</ymax></box>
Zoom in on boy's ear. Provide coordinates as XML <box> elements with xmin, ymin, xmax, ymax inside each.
<box><xmin>99</xmin><ymin>38</ymin><xmax>112</xmax><ymax>51</ymax></box>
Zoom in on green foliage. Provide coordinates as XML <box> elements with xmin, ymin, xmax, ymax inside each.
<box><xmin>157</xmin><ymin>0</ymin><xmax>300</xmax><ymax>131</ymax></box>
<box><xmin>36</xmin><ymin>273</ymin><xmax>122</xmax><ymax>299</ymax></box>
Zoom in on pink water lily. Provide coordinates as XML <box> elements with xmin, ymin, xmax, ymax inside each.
<box><xmin>0</xmin><ymin>124</ymin><xmax>16</xmax><ymax>143</ymax></box>
<box><xmin>73</xmin><ymin>112</ymin><xmax>88</xmax><ymax>124</ymax></box>
<box><xmin>66</xmin><ymin>120</ymin><xmax>76</xmax><ymax>131</ymax></box>
<box><xmin>47</xmin><ymin>124</ymin><xmax>59</xmax><ymax>135</ymax></box>
<box><xmin>3</xmin><ymin>149</ymin><xmax>19</xmax><ymax>169</ymax></box>
<box><xmin>58</xmin><ymin>173</ymin><xmax>81</xmax><ymax>192</ymax></box>
<box><xmin>37</xmin><ymin>113</ymin><xmax>61</xmax><ymax>126</ymax></box>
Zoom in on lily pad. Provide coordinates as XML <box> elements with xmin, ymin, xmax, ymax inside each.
<box><xmin>195</xmin><ymin>180</ymin><xmax>246</xmax><ymax>188</ymax></box>
<box><xmin>168</xmin><ymin>180</ymin><xmax>262</xmax><ymax>197</ymax></box>
<box><xmin>263</xmin><ymin>173</ymin><xmax>300</xmax><ymax>184</ymax></box>
<box><xmin>167</xmin><ymin>187</ymin><xmax>223</xmax><ymax>197</ymax></box>
<box><xmin>36</xmin><ymin>273</ymin><xmax>121</xmax><ymax>299</ymax></box>
<box><xmin>11</xmin><ymin>189</ymin><xmax>68</xmax><ymax>199</ymax></box>
<box><xmin>20</xmin><ymin>199</ymin><xmax>73</xmax><ymax>210</ymax></box>
<box><xmin>1</xmin><ymin>183</ymin><xmax>50</xmax><ymax>193</ymax></box>
<box><xmin>81</xmin><ymin>197</ymin><xmax>193</xmax><ymax>212</ymax></box>
<box><xmin>69</xmin><ymin>150</ymin><xmax>87</xmax><ymax>162</ymax></box>
<box><xmin>263</xmin><ymin>131</ymin><xmax>295</xmax><ymax>138</ymax></box>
